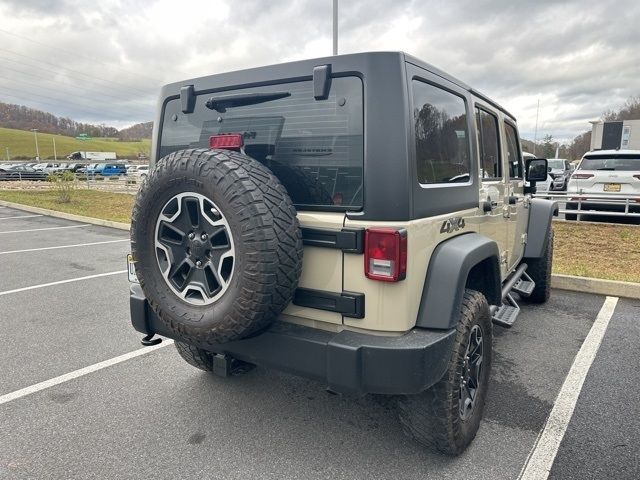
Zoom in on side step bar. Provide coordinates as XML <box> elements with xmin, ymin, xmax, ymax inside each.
<box><xmin>490</xmin><ymin>264</ymin><xmax>535</xmax><ymax>328</ymax></box>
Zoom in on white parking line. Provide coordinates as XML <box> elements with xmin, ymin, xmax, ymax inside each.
<box><xmin>0</xmin><ymin>238</ymin><xmax>128</xmax><ymax>255</ymax></box>
<box><xmin>0</xmin><ymin>224</ymin><xmax>91</xmax><ymax>234</ymax></box>
<box><xmin>519</xmin><ymin>296</ymin><xmax>619</xmax><ymax>480</ymax></box>
<box><xmin>0</xmin><ymin>214</ymin><xmax>43</xmax><ymax>221</ymax></box>
<box><xmin>0</xmin><ymin>270</ymin><xmax>127</xmax><ymax>296</ymax></box>
<box><xmin>0</xmin><ymin>340</ymin><xmax>173</xmax><ymax>405</ymax></box>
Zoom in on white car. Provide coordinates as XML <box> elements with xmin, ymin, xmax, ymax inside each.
<box><xmin>566</xmin><ymin>149</ymin><xmax>640</xmax><ymax>220</ymax></box>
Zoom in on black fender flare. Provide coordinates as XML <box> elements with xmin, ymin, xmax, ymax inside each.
<box><xmin>523</xmin><ymin>198</ymin><xmax>558</xmax><ymax>259</ymax></box>
<box><xmin>416</xmin><ymin>233</ymin><xmax>501</xmax><ymax>330</ymax></box>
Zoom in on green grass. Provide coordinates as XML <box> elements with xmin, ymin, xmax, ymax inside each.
<box><xmin>552</xmin><ymin>221</ymin><xmax>640</xmax><ymax>283</ymax></box>
<box><xmin>0</xmin><ymin>127</ymin><xmax>150</xmax><ymax>160</ymax></box>
<box><xmin>0</xmin><ymin>188</ymin><xmax>638</xmax><ymax>283</ymax></box>
<box><xmin>0</xmin><ymin>189</ymin><xmax>134</xmax><ymax>223</ymax></box>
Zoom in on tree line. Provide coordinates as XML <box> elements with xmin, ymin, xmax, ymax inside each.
<box><xmin>524</xmin><ymin>96</ymin><xmax>639</xmax><ymax>160</ymax></box>
<box><xmin>0</xmin><ymin>102</ymin><xmax>152</xmax><ymax>140</ymax></box>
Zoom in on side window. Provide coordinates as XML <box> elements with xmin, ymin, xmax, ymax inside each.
<box><xmin>504</xmin><ymin>122</ymin><xmax>523</xmax><ymax>179</ymax></box>
<box><xmin>475</xmin><ymin>107</ymin><xmax>501</xmax><ymax>179</ymax></box>
<box><xmin>413</xmin><ymin>80</ymin><xmax>470</xmax><ymax>184</ymax></box>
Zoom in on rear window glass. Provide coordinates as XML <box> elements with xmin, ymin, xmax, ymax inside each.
<box><xmin>160</xmin><ymin>77</ymin><xmax>364</xmax><ymax>210</ymax></box>
<box><xmin>580</xmin><ymin>154</ymin><xmax>640</xmax><ymax>171</ymax></box>
<box><xmin>412</xmin><ymin>80</ymin><xmax>470</xmax><ymax>184</ymax></box>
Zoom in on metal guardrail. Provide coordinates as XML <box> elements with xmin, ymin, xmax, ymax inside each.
<box><xmin>0</xmin><ymin>171</ymin><xmax>144</xmax><ymax>194</ymax></box>
<box><xmin>533</xmin><ymin>192</ymin><xmax>640</xmax><ymax>219</ymax></box>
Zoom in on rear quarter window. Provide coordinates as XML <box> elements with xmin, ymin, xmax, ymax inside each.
<box><xmin>412</xmin><ymin>80</ymin><xmax>471</xmax><ymax>184</ymax></box>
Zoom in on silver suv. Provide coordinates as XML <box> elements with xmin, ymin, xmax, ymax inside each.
<box><xmin>128</xmin><ymin>52</ymin><xmax>556</xmax><ymax>455</ymax></box>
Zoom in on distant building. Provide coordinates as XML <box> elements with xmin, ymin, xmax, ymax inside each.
<box><xmin>590</xmin><ymin>119</ymin><xmax>640</xmax><ymax>150</ymax></box>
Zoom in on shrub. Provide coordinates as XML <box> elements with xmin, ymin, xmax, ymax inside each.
<box><xmin>48</xmin><ymin>170</ymin><xmax>76</xmax><ymax>203</ymax></box>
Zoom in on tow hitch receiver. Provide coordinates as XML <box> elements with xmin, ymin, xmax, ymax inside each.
<box><xmin>213</xmin><ymin>354</ymin><xmax>256</xmax><ymax>377</ymax></box>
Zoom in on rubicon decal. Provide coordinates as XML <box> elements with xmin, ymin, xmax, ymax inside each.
<box><xmin>440</xmin><ymin>217</ymin><xmax>466</xmax><ymax>234</ymax></box>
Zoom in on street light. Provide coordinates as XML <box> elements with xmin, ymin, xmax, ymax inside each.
<box><xmin>31</xmin><ymin>128</ymin><xmax>40</xmax><ymax>161</ymax></box>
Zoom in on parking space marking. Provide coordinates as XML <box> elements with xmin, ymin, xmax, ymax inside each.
<box><xmin>0</xmin><ymin>238</ymin><xmax>128</xmax><ymax>255</ymax></box>
<box><xmin>0</xmin><ymin>270</ymin><xmax>127</xmax><ymax>296</ymax></box>
<box><xmin>0</xmin><ymin>214</ymin><xmax>43</xmax><ymax>221</ymax></box>
<box><xmin>0</xmin><ymin>224</ymin><xmax>91</xmax><ymax>234</ymax></box>
<box><xmin>519</xmin><ymin>296</ymin><xmax>619</xmax><ymax>480</ymax></box>
<box><xmin>0</xmin><ymin>340</ymin><xmax>173</xmax><ymax>406</ymax></box>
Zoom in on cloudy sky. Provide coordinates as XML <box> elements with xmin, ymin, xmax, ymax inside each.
<box><xmin>0</xmin><ymin>0</ymin><xmax>638</xmax><ymax>142</ymax></box>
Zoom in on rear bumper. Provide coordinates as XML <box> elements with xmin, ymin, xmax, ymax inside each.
<box><xmin>130</xmin><ymin>284</ymin><xmax>456</xmax><ymax>395</ymax></box>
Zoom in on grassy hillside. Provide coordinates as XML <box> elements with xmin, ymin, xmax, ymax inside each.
<box><xmin>0</xmin><ymin>127</ymin><xmax>150</xmax><ymax>160</ymax></box>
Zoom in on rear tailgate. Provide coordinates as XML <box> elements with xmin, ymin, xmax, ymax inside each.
<box><xmin>158</xmin><ymin>75</ymin><xmax>365</xmax><ymax>327</ymax></box>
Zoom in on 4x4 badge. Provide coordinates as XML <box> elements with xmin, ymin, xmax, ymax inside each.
<box><xmin>440</xmin><ymin>217</ymin><xmax>466</xmax><ymax>234</ymax></box>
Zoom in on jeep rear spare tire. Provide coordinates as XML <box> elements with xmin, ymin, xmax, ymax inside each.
<box><xmin>130</xmin><ymin>148</ymin><xmax>303</xmax><ymax>345</ymax></box>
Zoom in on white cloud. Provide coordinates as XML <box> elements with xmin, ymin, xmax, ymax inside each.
<box><xmin>0</xmin><ymin>0</ymin><xmax>638</xmax><ymax>143</ymax></box>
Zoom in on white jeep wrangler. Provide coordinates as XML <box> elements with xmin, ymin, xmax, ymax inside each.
<box><xmin>129</xmin><ymin>52</ymin><xmax>556</xmax><ymax>455</ymax></box>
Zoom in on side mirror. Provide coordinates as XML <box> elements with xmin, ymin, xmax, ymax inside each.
<box><xmin>526</xmin><ymin>158</ymin><xmax>548</xmax><ymax>182</ymax></box>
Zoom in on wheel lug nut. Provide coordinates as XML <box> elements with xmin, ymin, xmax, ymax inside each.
<box><xmin>196</xmin><ymin>260</ymin><xmax>202</xmax><ymax>267</ymax></box>
<box><xmin>188</xmin><ymin>232</ymin><xmax>195</xmax><ymax>240</ymax></box>
<box><xmin>201</xmin><ymin>233</ymin><xmax>208</xmax><ymax>241</ymax></box>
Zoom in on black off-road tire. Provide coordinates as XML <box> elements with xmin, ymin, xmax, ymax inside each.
<box><xmin>524</xmin><ymin>228</ymin><xmax>553</xmax><ymax>303</ymax></box>
<box><xmin>175</xmin><ymin>341</ymin><xmax>215</xmax><ymax>372</ymax></box>
<box><xmin>398</xmin><ymin>289</ymin><xmax>493</xmax><ymax>456</ymax></box>
<box><xmin>131</xmin><ymin>148</ymin><xmax>303</xmax><ymax>346</ymax></box>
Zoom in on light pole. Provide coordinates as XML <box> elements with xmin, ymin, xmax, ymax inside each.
<box><xmin>31</xmin><ymin>128</ymin><xmax>40</xmax><ymax>160</ymax></box>
<box><xmin>533</xmin><ymin>99</ymin><xmax>539</xmax><ymax>156</ymax></box>
<box><xmin>53</xmin><ymin>137</ymin><xmax>57</xmax><ymax>162</ymax></box>
<box><xmin>333</xmin><ymin>0</ymin><xmax>338</xmax><ymax>55</ymax></box>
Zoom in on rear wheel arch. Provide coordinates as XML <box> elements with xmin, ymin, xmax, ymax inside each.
<box><xmin>416</xmin><ymin>233</ymin><xmax>501</xmax><ymax>330</ymax></box>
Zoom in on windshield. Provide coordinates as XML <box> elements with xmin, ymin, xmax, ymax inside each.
<box><xmin>579</xmin><ymin>154</ymin><xmax>640</xmax><ymax>171</ymax></box>
<box><xmin>160</xmin><ymin>76</ymin><xmax>364</xmax><ymax>210</ymax></box>
<box><xmin>547</xmin><ymin>159</ymin><xmax>565</xmax><ymax>169</ymax></box>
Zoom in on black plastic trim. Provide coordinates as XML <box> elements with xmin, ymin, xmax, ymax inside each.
<box><xmin>313</xmin><ymin>64</ymin><xmax>332</xmax><ymax>100</ymax></box>
<box><xmin>180</xmin><ymin>85</ymin><xmax>195</xmax><ymax>114</ymax></box>
<box><xmin>129</xmin><ymin>284</ymin><xmax>456</xmax><ymax>395</ymax></box>
<box><xmin>523</xmin><ymin>198</ymin><xmax>558</xmax><ymax>258</ymax></box>
<box><xmin>301</xmin><ymin>227</ymin><xmax>364</xmax><ymax>253</ymax></box>
<box><xmin>417</xmin><ymin>233</ymin><xmax>501</xmax><ymax>330</ymax></box>
<box><xmin>293</xmin><ymin>288</ymin><xmax>365</xmax><ymax>319</ymax></box>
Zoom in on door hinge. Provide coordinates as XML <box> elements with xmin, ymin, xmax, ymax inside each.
<box><xmin>502</xmin><ymin>206</ymin><xmax>511</xmax><ymax>218</ymax></box>
<box><xmin>500</xmin><ymin>251</ymin><xmax>509</xmax><ymax>264</ymax></box>
<box><xmin>521</xmin><ymin>233</ymin><xmax>528</xmax><ymax>245</ymax></box>
<box><xmin>523</xmin><ymin>197</ymin><xmax>530</xmax><ymax>209</ymax></box>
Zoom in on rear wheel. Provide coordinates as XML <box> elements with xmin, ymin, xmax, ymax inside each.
<box><xmin>524</xmin><ymin>228</ymin><xmax>553</xmax><ymax>303</ymax></box>
<box><xmin>398</xmin><ymin>289</ymin><xmax>492</xmax><ymax>455</ymax></box>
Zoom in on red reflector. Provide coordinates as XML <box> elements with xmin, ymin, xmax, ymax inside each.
<box><xmin>209</xmin><ymin>133</ymin><xmax>244</xmax><ymax>150</ymax></box>
<box><xmin>364</xmin><ymin>228</ymin><xmax>407</xmax><ymax>282</ymax></box>
<box><xmin>571</xmin><ymin>173</ymin><xmax>594</xmax><ymax>179</ymax></box>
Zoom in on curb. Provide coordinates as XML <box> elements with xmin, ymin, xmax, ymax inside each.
<box><xmin>551</xmin><ymin>274</ymin><xmax>640</xmax><ymax>300</ymax></box>
<box><xmin>0</xmin><ymin>200</ymin><xmax>130</xmax><ymax>231</ymax></box>
<box><xmin>2</xmin><ymin>200</ymin><xmax>639</xmax><ymax>300</ymax></box>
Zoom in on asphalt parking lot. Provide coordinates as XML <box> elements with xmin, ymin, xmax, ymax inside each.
<box><xmin>0</xmin><ymin>205</ymin><xmax>638</xmax><ymax>480</ymax></box>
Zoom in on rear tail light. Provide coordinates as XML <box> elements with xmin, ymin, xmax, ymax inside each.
<box><xmin>364</xmin><ymin>228</ymin><xmax>407</xmax><ymax>282</ymax></box>
<box><xmin>571</xmin><ymin>173</ymin><xmax>594</xmax><ymax>179</ymax></box>
<box><xmin>209</xmin><ymin>133</ymin><xmax>244</xmax><ymax>150</ymax></box>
